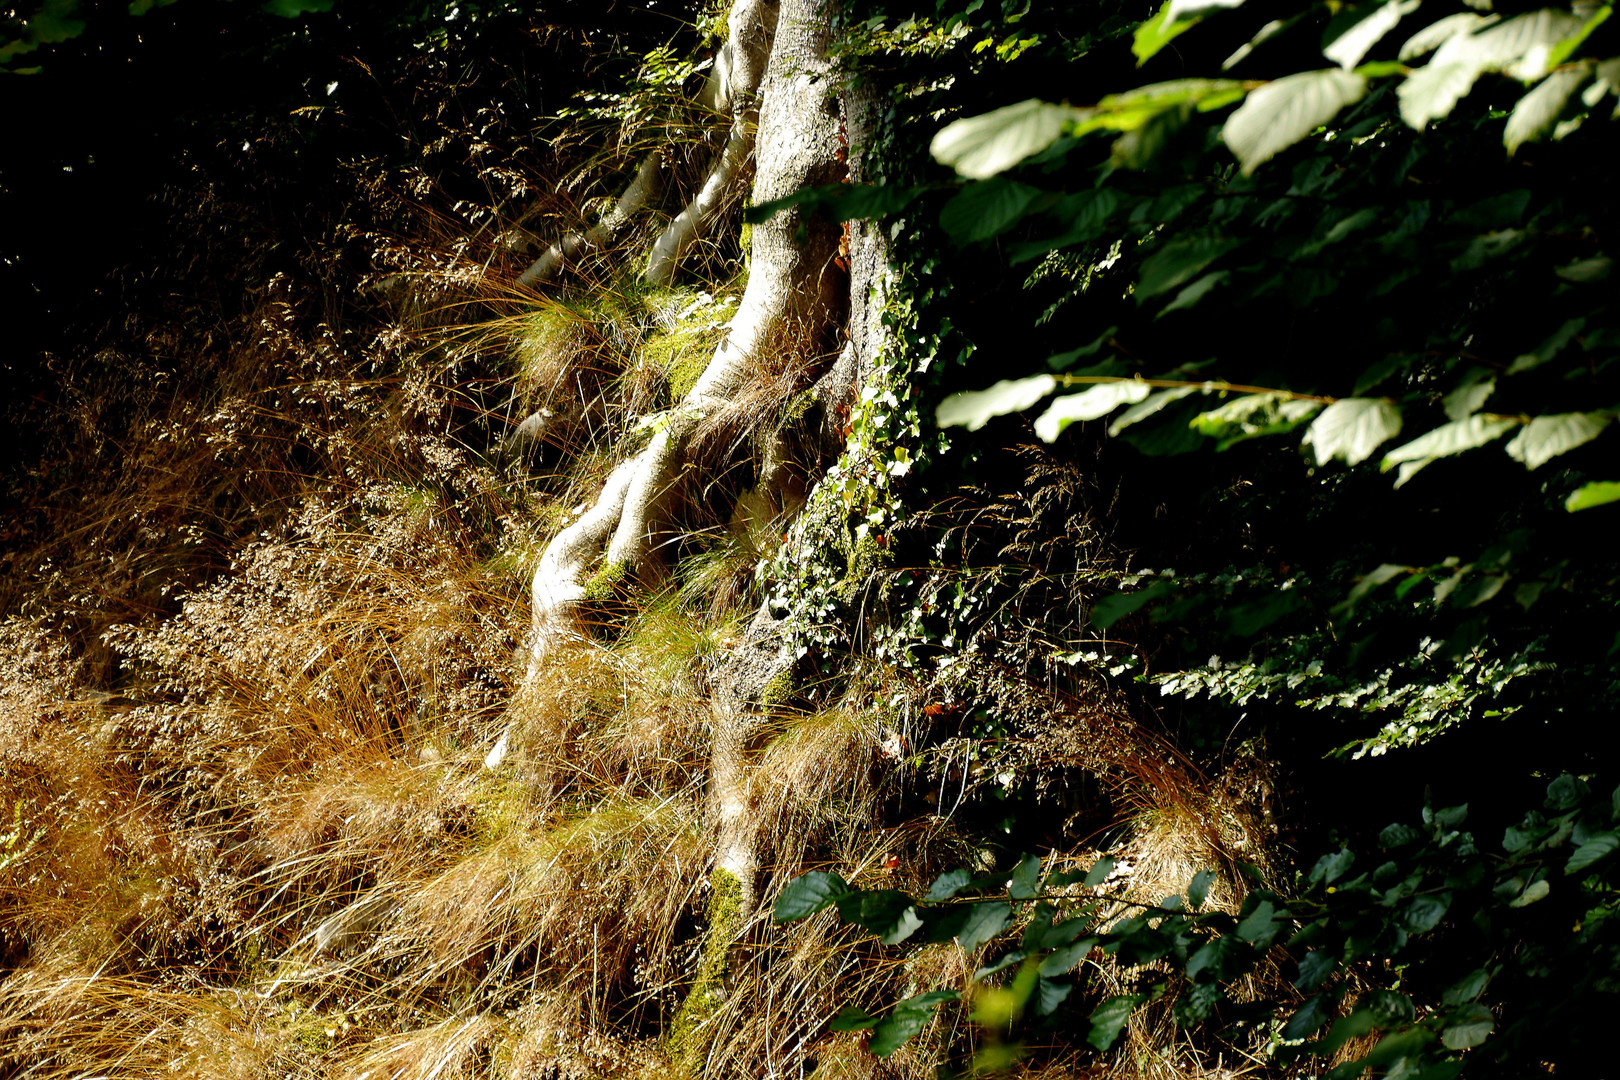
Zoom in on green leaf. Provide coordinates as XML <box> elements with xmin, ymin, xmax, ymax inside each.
<box><xmin>958</xmin><ymin>902</ymin><xmax>1013</xmax><ymax>952</ymax></box>
<box><xmin>1283</xmin><ymin>994</ymin><xmax>1333</xmax><ymax>1040</ymax></box>
<box><xmin>931</xmin><ymin>99</ymin><xmax>1084</xmax><ymax>180</ymax></box>
<box><xmin>1033</xmin><ymin>977</ymin><xmax>1073</xmax><ymax>1016</ymax></box>
<box><xmin>829</xmin><ymin>1005</ymin><xmax>880</xmax><ymax>1031</ymax></box>
<box><xmin>1297</xmin><ymin>949</ymin><xmax>1337</xmax><ymax>991</ymax></box>
<box><xmin>1566</xmin><ymin>831</ymin><xmax>1620</xmax><ymax>873</ymax></box>
<box><xmin>1223</xmin><ymin>69</ymin><xmax>1368</xmax><ymax>174</ymax></box>
<box><xmin>1440</xmin><ymin>1003</ymin><xmax>1494</xmax><ymax>1050</ymax></box>
<box><xmin>1133</xmin><ymin>2</ymin><xmax>1198</xmax><ymax>66</ymax></box>
<box><xmin>1507</xmin><ymin>878</ymin><xmax>1551</xmax><ymax>907</ymax></box>
<box><xmin>1505</xmin><ymin>67</ymin><xmax>1590</xmax><ymax>156</ymax></box>
<box><xmin>1380</xmin><ymin>415</ymin><xmax>1521</xmax><ymax>486</ymax></box>
<box><xmin>869</xmin><ymin>991</ymin><xmax>960</xmax><ymax>1057</ymax></box>
<box><xmin>1237</xmin><ymin>899</ymin><xmax>1283</xmax><ymax>945</ymax></box>
<box><xmin>1444</xmin><ymin>369</ymin><xmax>1495</xmax><ymax>422</ymax></box>
<box><xmin>1187</xmin><ymin>934</ymin><xmax>1250</xmax><ymax>981</ymax></box>
<box><xmin>1401</xmin><ymin>893</ymin><xmax>1450</xmax><ymax>934</ymax></box>
<box><xmin>1084</xmin><ymin>857</ymin><xmax>1117</xmax><ymax>886</ymax></box>
<box><xmin>926</xmin><ymin>869</ymin><xmax>973</xmax><ymax>902</ymax></box>
<box><xmin>1040</xmin><ymin>937</ymin><xmax>1098</xmax><ymax>975</ymax></box>
<box><xmin>1009</xmin><ymin>855</ymin><xmax>1043</xmax><ymax>900</ymax></box>
<box><xmin>1303</xmin><ymin>398</ymin><xmax>1403</xmax><ymax>466</ymax></box>
<box><xmin>1323</xmin><ymin>0</ymin><xmax>1422</xmax><ymax>71</ymax></box>
<box><xmin>1091</xmin><ymin>581</ymin><xmax>1173</xmax><ymax>630</ymax></box>
<box><xmin>1034</xmin><ymin>381</ymin><xmax>1152</xmax><ymax>441</ymax></box>
<box><xmin>1443</xmin><ymin>969</ymin><xmax>1490</xmax><ymax>1005</ymax></box>
<box><xmin>1158</xmin><ymin>271</ymin><xmax>1230</xmax><ymax>316</ymax></box>
<box><xmin>1108</xmin><ymin>386</ymin><xmax>1200</xmax><ymax>436</ymax></box>
<box><xmin>1548</xmin><ymin>773</ymin><xmax>1592</xmax><ymax>809</ymax></box>
<box><xmin>936</xmin><ymin>375</ymin><xmax>1057</xmax><ymax>432</ymax></box>
<box><xmin>1087</xmin><ymin>995</ymin><xmax>1139</xmax><ymax>1051</ymax></box>
<box><xmin>774</xmin><ymin>871</ymin><xmax>850</xmax><ymax>921</ymax></box>
<box><xmin>940</xmin><ymin>178</ymin><xmax>1043</xmax><ymax>243</ymax></box>
<box><xmin>1138</xmin><ymin>236</ymin><xmax>1243</xmax><ymax>299</ymax></box>
<box><xmin>261</xmin><ymin>0</ymin><xmax>334</xmax><ymax>14</ymax></box>
<box><xmin>1310</xmin><ymin>848</ymin><xmax>1355</xmax><ymax>885</ymax></box>
<box><xmin>1187</xmin><ymin>869</ymin><xmax>1214</xmax><ymax>911</ymax></box>
<box><xmin>1505</xmin><ymin>412</ymin><xmax>1612</xmax><ymax>470</ymax></box>
<box><xmin>1567</xmin><ymin>481</ymin><xmax>1620</xmax><ymax>511</ymax></box>
<box><xmin>837</xmin><ymin>891</ymin><xmax>923</xmax><ymax>942</ymax></box>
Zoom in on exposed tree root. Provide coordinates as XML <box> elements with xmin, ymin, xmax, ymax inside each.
<box><xmin>517</xmin><ymin>0</ymin><xmax>777</xmax><ymax>291</ymax></box>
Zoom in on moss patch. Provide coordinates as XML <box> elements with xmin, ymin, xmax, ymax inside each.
<box><xmin>666</xmin><ymin>866</ymin><xmax>744</xmax><ymax>1073</ymax></box>
<box><xmin>759</xmin><ymin>669</ymin><xmax>795</xmax><ymax>710</ymax></box>
<box><xmin>581</xmin><ymin>559</ymin><xmax>629</xmax><ymax>603</ymax></box>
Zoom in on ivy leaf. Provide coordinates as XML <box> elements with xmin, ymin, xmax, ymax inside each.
<box><xmin>1323</xmin><ymin>0</ymin><xmax>1421</xmax><ymax>71</ymax></box>
<box><xmin>940</xmin><ymin>178</ymin><xmax>1043</xmax><ymax>243</ymax></box>
<box><xmin>1505</xmin><ymin>67</ymin><xmax>1590</xmax><ymax>156</ymax></box>
<box><xmin>1380</xmin><ymin>415</ymin><xmax>1520</xmax><ymax>486</ymax></box>
<box><xmin>1505</xmin><ymin>412</ymin><xmax>1612</xmax><ymax>470</ymax></box>
<box><xmin>931</xmin><ymin>99</ymin><xmax>1084</xmax><ymax>180</ymax></box>
<box><xmin>936</xmin><ymin>375</ymin><xmax>1056</xmax><ymax>432</ymax></box>
<box><xmin>958</xmin><ymin>902</ymin><xmax>1013</xmax><ymax>952</ymax></box>
<box><xmin>1034</xmin><ymin>381</ymin><xmax>1153</xmax><ymax>441</ymax></box>
<box><xmin>1087</xmin><ymin>995</ymin><xmax>1140</xmax><ymax>1051</ymax></box>
<box><xmin>869</xmin><ymin>991</ymin><xmax>960</xmax><ymax>1057</ymax></box>
<box><xmin>1222</xmin><ymin>69</ymin><xmax>1367</xmax><ymax>174</ymax></box>
<box><xmin>1567</xmin><ymin>481</ymin><xmax>1620</xmax><ymax>511</ymax></box>
<box><xmin>1441</xmin><ymin>1003</ymin><xmax>1494</xmax><ymax>1050</ymax></box>
<box><xmin>1303</xmin><ymin>398</ymin><xmax>1403</xmax><ymax>466</ymax></box>
<box><xmin>774</xmin><ymin>871</ymin><xmax>850</xmax><ymax>921</ymax></box>
<box><xmin>1566</xmin><ymin>831</ymin><xmax>1620</xmax><ymax>873</ymax></box>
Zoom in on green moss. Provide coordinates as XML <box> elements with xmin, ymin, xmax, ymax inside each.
<box><xmin>644</xmin><ymin>322</ymin><xmax>725</xmax><ymax>401</ymax></box>
<box><xmin>581</xmin><ymin>559</ymin><xmax>629</xmax><ymax>603</ymax></box>
<box><xmin>838</xmin><ymin>532</ymin><xmax>891</xmax><ymax>604</ymax></box>
<box><xmin>666</xmin><ymin>867</ymin><xmax>744</xmax><ymax>1072</ymax></box>
<box><xmin>759</xmin><ymin>669</ymin><xmax>795</xmax><ymax>709</ymax></box>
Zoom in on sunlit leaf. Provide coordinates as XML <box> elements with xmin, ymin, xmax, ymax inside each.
<box><xmin>936</xmin><ymin>375</ymin><xmax>1057</xmax><ymax>432</ymax></box>
<box><xmin>1323</xmin><ymin>0</ymin><xmax>1422</xmax><ymax>70</ymax></box>
<box><xmin>1108</xmin><ymin>386</ymin><xmax>1199</xmax><ymax>435</ymax></box>
<box><xmin>1223</xmin><ymin>69</ymin><xmax>1367</xmax><ymax>174</ymax></box>
<box><xmin>1034</xmin><ymin>381</ymin><xmax>1152</xmax><ymax>441</ymax></box>
<box><xmin>1380</xmin><ymin>414</ymin><xmax>1520</xmax><ymax>486</ymax></box>
<box><xmin>1504</xmin><ymin>412</ymin><xmax>1612</xmax><ymax>470</ymax></box>
<box><xmin>931</xmin><ymin>99</ymin><xmax>1085</xmax><ymax>180</ymax></box>
<box><xmin>1303</xmin><ymin>398</ymin><xmax>1403</xmax><ymax>466</ymax></box>
<box><xmin>1505</xmin><ymin>66</ymin><xmax>1590</xmax><ymax>156</ymax></box>
<box><xmin>1566</xmin><ymin>480</ymin><xmax>1620</xmax><ymax>511</ymax></box>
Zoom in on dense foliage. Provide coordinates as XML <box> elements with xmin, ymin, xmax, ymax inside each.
<box><xmin>4</xmin><ymin>0</ymin><xmax>1617</xmax><ymax>1077</ymax></box>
